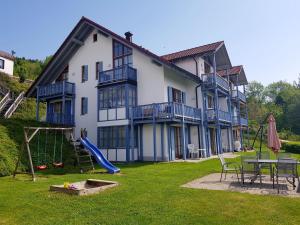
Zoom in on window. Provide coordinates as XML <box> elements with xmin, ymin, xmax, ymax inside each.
<box><xmin>93</xmin><ymin>33</ymin><xmax>97</xmax><ymax>42</ymax></box>
<box><xmin>98</xmin><ymin>126</ymin><xmax>137</xmax><ymax>149</ymax></box>
<box><xmin>53</xmin><ymin>102</ymin><xmax>62</xmax><ymax>113</ymax></box>
<box><xmin>81</xmin><ymin>97</ymin><xmax>88</xmax><ymax>115</ymax></box>
<box><xmin>207</xmin><ymin>95</ymin><xmax>214</xmax><ymax>109</ymax></box>
<box><xmin>168</xmin><ymin>87</ymin><xmax>186</xmax><ymax>104</ymax></box>
<box><xmin>204</xmin><ymin>62</ymin><xmax>211</xmax><ymax>74</ymax></box>
<box><xmin>98</xmin><ymin>84</ymin><xmax>136</xmax><ymax>109</ymax></box>
<box><xmin>81</xmin><ymin>65</ymin><xmax>88</xmax><ymax>82</ymax></box>
<box><xmin>0</xmin><ymin>59</ymin><xmax>4</xmax><ymax>69</ymax></box>
<box><xmin>96</xmin><ymin>61</ymin><xmax>103</xmax><ymax>80</ymax></box>
<box><xmin>113</xmin><ymin>40</ymin><xmax>133</xmax><ymax>68</ymax></box>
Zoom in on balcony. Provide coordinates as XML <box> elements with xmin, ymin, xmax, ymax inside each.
<box><xmin>202</xmin><ymin>73</ymin><xmax>230</xmax><ymax>92</ymax></box>
<box><xmin>132</xmin><ymin>102</ymin><xmax>202</xmax><ymax>123</ymax></box>
<box><xmin>46</xmin><ymin>113</ymin><xmax>75</xmax><ymax>126</ymax></box>
<box><xmin>232</xmin><ymin>115</ymin><xmax>248</xmax><ymax>126</ymax></box>
<box><xmin>206</xmin><ymin>109</ymin><xmax>231</xmax><ymax>123</ymax></box>
<box><xmin>231</xmin><ymin>90</ymin><xmax>246</xmax><ymax>102</ymax></box>
<box><xmin>99</xmin><ymin>65</ymin><xmax>137</xmax><ymax>86</ymax></box>
<box><xmin>38</xmin><ymin>81</ymin><xmax>75</xmax><ymax>99</ymax></box>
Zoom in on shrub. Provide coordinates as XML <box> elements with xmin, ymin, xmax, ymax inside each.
<box><xmin>281</xmin><ymin>141</ymin><xmax>300</xmax><ymax>154</ymax></box>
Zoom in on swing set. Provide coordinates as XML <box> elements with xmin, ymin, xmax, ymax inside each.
<box><xmin>13</xmin><ymin>127</ymin><xmax>73</xmax><ymax>181</ymax></box>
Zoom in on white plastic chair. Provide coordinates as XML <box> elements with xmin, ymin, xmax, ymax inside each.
<box><xmin>188</xmin><ymin>144</ymin><xmax>199</xmax><ymax>159</ymax></box>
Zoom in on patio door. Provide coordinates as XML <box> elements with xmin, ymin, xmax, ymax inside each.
<box><xmin>209</xmin><ymin>128</ymin><xmax>217</xmax><ymax>155</ymax></box>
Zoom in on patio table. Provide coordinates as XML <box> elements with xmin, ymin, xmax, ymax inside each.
<box><xmin>244</xmin><ymin>159</ymin><xmax>300</xmax><ymax>190</ymax></box>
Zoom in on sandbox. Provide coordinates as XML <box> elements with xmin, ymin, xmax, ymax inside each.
<box><xmin>50</xmin><ymin>179</ymin><xmax>118</xmax><ymax>196</ymax></box>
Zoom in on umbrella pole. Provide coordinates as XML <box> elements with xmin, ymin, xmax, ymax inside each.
<box><xmin>259</xmin><ymin>125</ymin><xmax>264</xmax><ymax>156</ymax></box>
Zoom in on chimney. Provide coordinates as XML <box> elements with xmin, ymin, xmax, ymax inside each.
<box><xmin>125</xmin><ymin>31</ymin><xmax>133</xmax><ymax>42</ymax></box>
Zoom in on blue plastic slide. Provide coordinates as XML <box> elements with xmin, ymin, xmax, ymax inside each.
<box><xmin>80</xmin><ymin>137</ymin><xmax>120</xmax><ymax>174</ymax></box>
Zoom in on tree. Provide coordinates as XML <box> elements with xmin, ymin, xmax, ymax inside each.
<box><xmin>245</xmin><ymin>81</ymin><xmax>266</xmax><ymax>103</ymax></box>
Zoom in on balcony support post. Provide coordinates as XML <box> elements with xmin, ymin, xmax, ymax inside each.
<box><xmin>167</xmin><ymin>124</ymin><xmax>171</xmax><ymax>161</ymax></box>
<box><xmin>139</xmin><ymin>124</ymin><xmax>143</xmax><ymax>161</ymax></box>
<box><xmin>36</xmin><ymin>87</ymin><xmax>39</xmax><ymax>122</ymax></box>
<box><xmin>227</xmin><ymin>94</ymin><xmax>234</xmax><ymax>151</ymax></box>
<box><xmin>181</xmin><ymin>103</ymin><xmax>187</xmax><ymax>160</ymax></box>
<box><xmin>130</xmin><ymin>108</ymin><xmax>135</xmax><ymax>161</ymax></box>
<box><xmin>160</xmin><ymin>123</ymin><xmax>164</xmax><ymax>161</ymax></box>
<box><xmin>62</xmin><ymin>80</ymin><xmax>66</xmax><ymax>124</ymax></box>
<box><xmin>153</xmin><ymin>104</ymin><xmax>157</xmax><ymax>162</ymax></box>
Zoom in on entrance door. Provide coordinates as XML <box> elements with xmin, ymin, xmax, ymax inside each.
<box><xmin>209</xmin><ymin>128</ymin><xmax>217</xmax><ymax>155</ymax></box>
<box><xmin>174</xmin><ymin>127</ymin><xmax>182</xmax><ymax>159</ymax></box>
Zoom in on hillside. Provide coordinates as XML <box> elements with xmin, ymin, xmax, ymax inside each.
<box><xmin>0</xmin><ymin>74</ymin><xmax>73</xmax><ymax>176</ymax></box>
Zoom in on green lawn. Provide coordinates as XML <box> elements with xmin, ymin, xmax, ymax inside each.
<box><xmin>0</xmin><ymin>152</ymin><xmax>300</xmax><ymax>225</ymax></box>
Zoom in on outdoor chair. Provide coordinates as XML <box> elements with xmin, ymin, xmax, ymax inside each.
<box><xmin>273</xmin><ymin>158</ymin><xmax>299</xmax><ymax>194</ymax></box>
<box><xmin>256</xmin><ymin>151</ymin><xmax>272</xmax><ymax>180</ymax></box>
<box><xmin>188</xmin><ymin>144</ymin><xmax>199</xmax><ymax>159</ymax></box>
<box><xmin>218</xmin><ymin>154</ymin><xmax>240</xmax><ymax>182</ymax></box>
<box><xmin>240</xmin><ymin>156</ymin><xmax>262</xmax><ymax>186</ymax></box>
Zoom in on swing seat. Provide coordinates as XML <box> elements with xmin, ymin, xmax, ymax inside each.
<box><xmin>36</xmin><ymin>165</ymin><xmax>47</xmax><ymax>170</ymax></box>
<box><xmin>53</xmin><ymin>162</ymin><xmax>64</xmax><ymax>168</ymax></box>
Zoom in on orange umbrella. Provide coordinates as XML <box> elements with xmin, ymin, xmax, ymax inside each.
<box><xmin>267</xmin><ymin>114</ymin><xmax>281</xmax><ymax>153</ymax></box>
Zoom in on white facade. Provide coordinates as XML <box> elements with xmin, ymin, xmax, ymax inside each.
<box><xmin>34</xmin><ymin>19</ymin><xmax>248</xmax><ymax>162</ymax></box>
<box><xmin>0</xmin><ymin>56</ymin><xmax>14</xmax><ymax>76</ymax></box>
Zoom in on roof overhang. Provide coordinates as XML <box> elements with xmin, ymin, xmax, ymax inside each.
<box><xmin>228</xmin><ymin>67</ymin><xmax>248</xmax><ymax>85</ymax></box>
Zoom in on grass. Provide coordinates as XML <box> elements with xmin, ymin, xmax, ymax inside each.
<box><xmin>0</xmin><ymin>150</ymin><xmax>300</xmax><ymax>225</ymax></box>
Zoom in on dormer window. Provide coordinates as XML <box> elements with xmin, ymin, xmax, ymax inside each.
<box><xmin>93</xmin><ymin>33</ymin><xmax>97</xmax><ymax>42</ymax></box>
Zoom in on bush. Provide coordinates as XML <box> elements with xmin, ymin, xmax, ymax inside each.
<box><xmin>281</xmin><ymin>141</ymin><xmax>300</xmax><ymax>154</ymax></box>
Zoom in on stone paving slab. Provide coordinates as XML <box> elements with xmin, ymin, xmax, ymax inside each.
<box><xmin>182</xmin><ymin>173</ymin><xmax>300</xmax><ymax>198</ymax></box>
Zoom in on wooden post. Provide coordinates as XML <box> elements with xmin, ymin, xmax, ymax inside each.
<box><xmin>24</xmin><ymin>129</ymin><xmax>36</xmax><ymax>181</ymax></box>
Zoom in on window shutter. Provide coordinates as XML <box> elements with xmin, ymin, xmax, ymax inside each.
<box><xmin>168</xmin><ymin>86</ymin><xmax>173</xmax><ymax>102</ymax></box>
<box><xmin>182</xmin><ymin>92</ymin><xmax>186</xmax><ymax>104</ymax></box>
<box><xmin>85</xmin><ymin>98</ymin><xmax>88</xmax><ymax>114</ymax></box>
<box><xmin>99</xmin><ymin>62</ymin><xmax>103</xmax><ymax>81</ymax></box>
<box><xmin>84</xmin><ymin>65</ymin><xmax>88</xmax><ymax>81</ymax></box>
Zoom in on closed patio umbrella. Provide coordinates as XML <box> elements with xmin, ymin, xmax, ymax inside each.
<box><xmin>267</xmin><ymin>114</ymin><xmax>281</xmax><ymax>153</ymax></box>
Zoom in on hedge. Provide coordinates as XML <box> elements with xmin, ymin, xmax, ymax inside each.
<box><xmin>281</xmin><ymin>141</ymin><xmax>300</xmax><ymax>154</ymax></box>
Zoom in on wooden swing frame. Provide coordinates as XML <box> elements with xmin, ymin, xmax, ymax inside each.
<box><xmin>13</xmin><ymin>127</ymin><xmax>73</xmax><ymax>182</ymax></box>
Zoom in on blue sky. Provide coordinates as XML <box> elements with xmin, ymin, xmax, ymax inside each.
<box><xmin>1</xmin><ymin>0</ymin><xmax>300</xmax><ymax>85</ymax></box>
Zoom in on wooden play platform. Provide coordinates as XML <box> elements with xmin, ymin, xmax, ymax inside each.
<box><xmin>50</xmin><ymin>179</ymin><xmax>118</xmax><ymax>196</ymax></box>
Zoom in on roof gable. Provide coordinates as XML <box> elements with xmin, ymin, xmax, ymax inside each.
<box><xmin>26</xmin><ymin>17</ymin><xmax>200</xmax><ymax>97</ymax></box>
<box><xmin>0</xmin><ymin>50</ymin><xmax>14</xmax><ymax>61</ymax></box>
<box><xmin>161</xmin><ymin>41</ymin><xmax>224</xmax><ymax>61</ymax></box>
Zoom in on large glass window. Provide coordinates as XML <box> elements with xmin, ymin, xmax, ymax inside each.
<box><xmin>98</xmin><ymin>126</ymin><xmax>137</xmax><ymax>149</ymax></box>
<box><xmin>98</xmin><ymin>84</ymin><xmax>136</xmax><ymax>109</ymax></box>
<box><xmin>113</xmin><ymin>40</ymin><xmax>133</xmax><ymax>68</ymax></box>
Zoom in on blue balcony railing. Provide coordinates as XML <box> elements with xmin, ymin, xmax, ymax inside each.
<box><xmin>99</xmin><ymin>65</ymin><xmax>137</xmax><ymax>85</ymax></box>
<box><xmin>231</xmin><ymin>90</ymin><xmax>246</xmax><ymax>102</ymax></box>
<box><xmin>240</xmin><ymin>117</ymin><xmax>248</xmax><ymax>126</ymax></box>
<box><xmin>232</xmin><ymin>115</ymin><xmax>248</xmax><ymax>126</ymax></box>
<box><xmin>132</xmin><ymin>102</ymin><xmax>202</xmax><ymax>122</ymax></box>
<box><xmin>202</xmin><ymin>73</ymin><xmax>230</xmax><ymax>91</ymax></box>
<box><xmin>46</xmin><ymin>113</ymin><xmax>74</xmax><ymax>126</ymax></box>
<box><xmin>206</xmin><ymin>109</ymin><xmax>231</xmax><ymax>123</ymax></box>
<box><xmin>38</xmin><ymin>81</ymin><xmax>75</xmax><ymax>98</ymax></box>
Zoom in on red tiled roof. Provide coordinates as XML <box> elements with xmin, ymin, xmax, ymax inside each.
<box><xmin>0</xmin><ymin>50</ymin><xmax>14</xmax><ymax>61</ymax></box>
<box><xmin>217</xmin><ymin>66</ymin><xmax>243</xmax><ymax>76</ymax></box>
<box><xmin>161</xmin><ymin>41</ymin><xmax>224</xmax><ymax>61</ymax></box>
